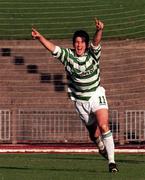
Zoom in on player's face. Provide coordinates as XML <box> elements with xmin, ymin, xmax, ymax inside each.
<box><xmin>74</xmin><ymin>37</ymin><xmax>87</xmax><ymax>56</ymax></box>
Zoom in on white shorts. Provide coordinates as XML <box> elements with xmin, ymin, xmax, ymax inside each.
<box><xmin>75</xmin><ymin>86</ymin><xmax>108</xmax><ymax>126</ymax></box>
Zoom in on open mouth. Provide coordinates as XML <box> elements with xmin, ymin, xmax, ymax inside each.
<box><xmin>77</xmin><ymin>48</ymin><xmax>83</xmax><ymax>53</ymax></box>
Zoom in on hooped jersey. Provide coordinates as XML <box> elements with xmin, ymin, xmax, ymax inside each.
<box><xmin>52</xmin><ymin>44</ymin><xmax>101</xmax><ymax>101</ymax></box>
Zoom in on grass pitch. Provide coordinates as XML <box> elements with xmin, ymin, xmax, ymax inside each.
<box><xmin>0</xmin><ymin>153</ymin><xmax>144</xmax><ymax>180</ymax></box>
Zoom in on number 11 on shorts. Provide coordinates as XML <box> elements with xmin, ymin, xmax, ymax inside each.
<box><xmin>99</xmin><ymin>96</ymin><xmax>106</xmax><ymax>105</ymax></box>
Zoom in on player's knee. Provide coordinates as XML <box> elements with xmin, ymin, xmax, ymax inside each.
<box><xmin>99</xmin><ymin>124</ymin><xmax>109</xmax><ymax>133</ymax></box>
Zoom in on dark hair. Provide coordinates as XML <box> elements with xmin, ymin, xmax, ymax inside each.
<box><xmin>72</xmin><ymin>30</ymin><xmax>90</xmax><ymax>48</ymax></box>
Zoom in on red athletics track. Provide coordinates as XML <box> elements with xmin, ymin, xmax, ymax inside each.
<box><xmin>0</xmin><ymin>144</ymin><xmax>145</xmax><ymax>154</ymax></box>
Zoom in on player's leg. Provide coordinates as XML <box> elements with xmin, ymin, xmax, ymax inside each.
<box><xmin>90</xmin><ymin>86</ymin><xmax>118</xmax><ymax>172</ymax></box>
<box><xmin>86</xmin><ymin>121</ymin><xmax>108</xmax><ymax>160</ymax></box>
<box><xmin>74</xmin><ymin>101</ymin><xmax>107</xmax><ymax>159</ymax></box>
<box><xmin>95</xmin><ymin>108</ymin><xmax>118</xmax><ymax>172</ymax></box>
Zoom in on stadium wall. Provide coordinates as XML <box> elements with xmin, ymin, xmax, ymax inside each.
<box><xmin>0</xmin><ymin>40</ymin><xmax>145</xmax><ymax>145</ymax></box>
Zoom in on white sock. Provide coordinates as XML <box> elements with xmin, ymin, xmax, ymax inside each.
<box><xmin>102</xmin><ymin>130</ymin><xmax>115</xmax><ymax>164</ymax></box>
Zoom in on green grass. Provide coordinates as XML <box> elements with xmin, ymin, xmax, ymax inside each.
<box><xmin>0</xmin><ymin>153</ymin><xmax>145</xmax><ymax>180</ymax></box>
<box><xmin>1</xmin><ymin>0</ymin><xmax>145</xmax><ymax>40</ymax></box>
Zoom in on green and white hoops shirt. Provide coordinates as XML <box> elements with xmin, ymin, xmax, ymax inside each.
<box><xmin>52</xmin><ymin>44</ymin><xmax>101</xmax><ymax>101</ymax></box>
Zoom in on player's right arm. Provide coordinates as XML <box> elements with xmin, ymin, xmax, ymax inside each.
<box><xmin>32</xmin><ymin>28</ymin><xmax>56</xmax><ymax>53</ymax></box>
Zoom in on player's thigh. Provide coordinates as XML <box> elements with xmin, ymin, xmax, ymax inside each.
<box><xmin>95</xmin><ymin>108</ymin><xmax>110</xmax><ymax>133</ymax></box>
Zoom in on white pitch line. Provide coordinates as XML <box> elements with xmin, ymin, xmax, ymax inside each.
<box><xmin>0</xmin><ymin>148</ymin><xmax>145</xmax><ymax>153</ymax></box>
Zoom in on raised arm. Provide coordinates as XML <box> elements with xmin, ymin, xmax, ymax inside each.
<box><xmin>92</xmin><ymin>18</ymin><xmax>104</xmax><ymax>46</ymax></box>
<box><xmin>31</xmin><ymin>28</ymin><xmax>56</xmax><ymax>53</ymax></box>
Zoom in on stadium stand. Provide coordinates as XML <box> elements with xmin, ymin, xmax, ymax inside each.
<box><xmin>0</xmin><ymin>39</ymin><xmax>145</xmax><ymax>145</ymax></box>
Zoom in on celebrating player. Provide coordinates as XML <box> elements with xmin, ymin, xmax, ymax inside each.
<box><xmin>31</xmin><ymin>18</ymin><xmax>119</xmax><ymax>173</ymax></box>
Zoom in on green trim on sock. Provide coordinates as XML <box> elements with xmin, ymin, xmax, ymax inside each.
<box><xmin>102</xmin><ymin>131</ymin><xmax>112</xmax><ymax>139</ymax></box>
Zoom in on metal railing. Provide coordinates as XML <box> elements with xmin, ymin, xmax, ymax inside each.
<box><xmin>0</xmin><ymin>110</ymin><xmax>11</xmax><ymax>140</ymax></box>
<box><xmin>0</xmin><ymin>108</ymin><xmax>144</xmax><ymax>144</ymax></box>
<box><xmin>16</xmin><ymin>108</ymin><xmax>89</xmax><ymax>143</ymax></box>
<box><xmin>125</xmin><ymin>110</ymin><xmax>145</xmax><ymax>142</ymax></box>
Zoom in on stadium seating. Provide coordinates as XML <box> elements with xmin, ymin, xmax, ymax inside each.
<box><xmin>0</xmin><ymin>39</ymin><xmax>145</xmax><ymax>144</ymax></box>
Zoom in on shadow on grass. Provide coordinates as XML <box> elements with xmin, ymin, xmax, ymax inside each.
<box><xmin>40</xmin><ymin>155</ymin><xmax>103</xmax><ymax>161</ymax></box>
<box><xmin>117</xmin><ymin>159</ymin><xmax>145</xmax><ymax>164</ymax></box>
<box><xmin>0</xmin><ymin>166</ymin><xmax>107</xmax><ymax>174</ymax></box>
<box><xmin>0</xmin><ymin>166</ymin><xmax>29</xmax><ymax>170</ymax></box>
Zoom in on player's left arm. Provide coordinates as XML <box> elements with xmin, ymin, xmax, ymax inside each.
<box><xmin>92</xmin><ymin>18</ymin><xmax>104</xmax><ymax>47</ymax></box>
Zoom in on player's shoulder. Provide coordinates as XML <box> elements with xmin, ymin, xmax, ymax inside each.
<box><xmin>60</xmin><ymin>48</ymin><xmax>75</xmax><ymax>57</ymax></box>
<box><xmin>89</xmin><ymin>43</ymin><xmax>101</xmax><ymax>50</ymax></box>
<box><xmin>67</xmin><ymin>48</ymin><xmax>75</xmax><ymax>55</ymax></box>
